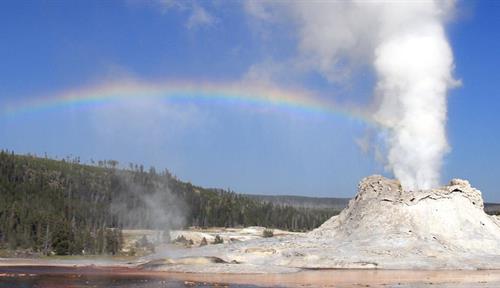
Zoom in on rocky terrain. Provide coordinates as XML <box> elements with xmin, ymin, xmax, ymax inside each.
<box><xmin>143</xmin><ymin>175</ymin><xmax>500</xmax><ymax>273</ymax></box>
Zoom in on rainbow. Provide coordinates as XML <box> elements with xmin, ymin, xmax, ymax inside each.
<box><xmin>0</xmin><ymin>80</ymin><xmax>372</xmax><ymax>123</ymax></box>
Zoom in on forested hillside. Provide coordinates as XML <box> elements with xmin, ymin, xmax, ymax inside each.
<box><xmin>0</xmin><ymin>151</ymin><xmax>338</xmax><ymax>255</ymax></box>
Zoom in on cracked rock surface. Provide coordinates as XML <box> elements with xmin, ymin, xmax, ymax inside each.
<box><xmin>148</xmin><ymin>175</ymin><xmax>500</xmax><ymax>273</ymax></box>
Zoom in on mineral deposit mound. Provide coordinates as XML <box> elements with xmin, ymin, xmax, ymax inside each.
<box><xmin>148</xmin><ymin>175</ymin><xmax>500</xmax><ymax>273</ymax></box>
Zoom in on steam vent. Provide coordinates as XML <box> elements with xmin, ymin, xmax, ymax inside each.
<box><xmin>152</xmin><ymin>176</ymin><xmax>500</xmax><ymax>273</ymax></box>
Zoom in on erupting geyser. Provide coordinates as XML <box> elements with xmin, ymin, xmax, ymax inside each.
<box><xmin>372</xmin><ymin>1</ymin><xmax>458</xmax><ymax>191</ymax></box>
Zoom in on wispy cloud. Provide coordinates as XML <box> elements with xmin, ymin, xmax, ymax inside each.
<box><xmin>154</xmin><ymin>0</ymin><xmax>217</xmax><ymax>30</ymax></box>
<box><xmin>186</xmin><ymin>3</ymin><xmax>216</xmax><ymax>29</ymax></box>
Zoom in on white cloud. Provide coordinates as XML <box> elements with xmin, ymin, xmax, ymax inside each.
<box><xmin>244</xmin><ymin>2</ymin><xmax>376</xmax><ymax>83</ymax></box>
<box><xmin>244</xmin><ymin>1</ymin><xmax>273</xmax><ymax>21</ymax></box>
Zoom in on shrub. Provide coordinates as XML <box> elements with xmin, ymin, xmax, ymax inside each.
<box><xmin>199</xmin><ymin>237</ymin><xmax>208</xmax><ymax>246</ymax></box>
<box><xmin>213</xmin><ymin>235</ymin><xmax>223</xmax><ymax>244</ymax></box>
<box><xmin>173</xmin><ymin>235</ymin><xmax>188</xmax><ymax>244</ymax></box>
<box><xmin>263</xmin><ymin>229</ymin><xmax>274</xmax><ymax>238</ymax></box>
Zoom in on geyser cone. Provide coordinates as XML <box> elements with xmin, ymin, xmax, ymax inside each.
<box><xmin>312</xmin><ymin>176</ymin><xmax>500</xmax><ymax>260</ymax></box>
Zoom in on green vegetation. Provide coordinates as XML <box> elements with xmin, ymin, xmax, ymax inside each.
<box><xmin>213</xmin><ymin>235</ymin><xmax>224</xmax><ymax>244</ymax></box>
<box><xmin>200</xmin><ymin>237</ymin><xmax>208</xmax><ymax>246</ymax></box>
<box><xmin>263</xmin><ymin>229</ymin><xmax>274</xmax><ymax>238</ymax></box>
<box><xmin>0</xmin><ymin>150</ymin><xmax>339</xmax><ymax>255</ymax></box>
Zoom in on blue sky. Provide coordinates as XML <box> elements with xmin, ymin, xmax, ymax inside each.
<box><xmin>0</xmin><ymin>1</ymin><xmax>499</xmax><ymax>200</ymax></box>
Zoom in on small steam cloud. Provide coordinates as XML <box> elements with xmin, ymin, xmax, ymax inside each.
<box><xmin>110</xmin><ymin>169</ymin><xmax>186</xmax><ymax>232</ymax></box>
<box><xmin>110</xmin><ymin>170</ymin><xmax>188</xmax><ymax>244</ymax></box>
<box><xmin>246</xmin><ymin>1</ymin><xmax>458</xmax><ymax>190</ymax></box>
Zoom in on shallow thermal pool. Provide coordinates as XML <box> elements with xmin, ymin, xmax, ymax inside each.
<box><xmin>2</xmin><ymin>265</ymin><xmax>500</xmax><ymax>288</ymax></box>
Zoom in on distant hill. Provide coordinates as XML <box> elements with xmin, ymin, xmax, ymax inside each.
<box><xmin>246</xmin><ymin>194</ymin><xmax>349</xmax><ymax>211</ymax></box>
<box><xmin>248</xmin><ymin>194</ymin><xmax>500</xmax><ymax>215</ymax></box>
<box><xmin>485</xmin><ymin>203</ymin><xmax>500</xmax><ymax>215</ymax></box>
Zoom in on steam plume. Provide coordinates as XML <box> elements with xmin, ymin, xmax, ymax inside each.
<box><xmin>372</xmin><ymin>3</ymin><xmax>457</xmax><ymax>190</ymax></box>
<box><xmin>246</xmin><ymin>1</ymin><xmax>458</xmax><ymax>190</ymax></box>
